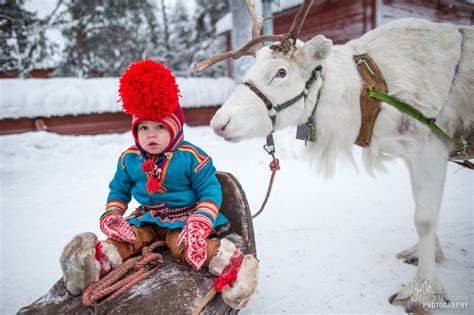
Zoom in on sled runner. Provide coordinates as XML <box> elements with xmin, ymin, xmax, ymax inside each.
<box><xmin>18</xmin><ymin>172</ymin><xmax>256</xmax><ymax>315</ymax></box>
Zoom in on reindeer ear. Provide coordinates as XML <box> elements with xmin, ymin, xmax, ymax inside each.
<box><xmin>300</xmin><ymin>35</ymin><xmax>333</xmax><ymax>66</ymax></box>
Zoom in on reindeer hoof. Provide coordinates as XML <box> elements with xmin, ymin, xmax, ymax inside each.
<box><xmin>395</xmin><ymin>248</ymin><xmax>419</xmax><ymax>265</ymax></box>
<box><xmin>404</xmin><ymin>256</ymin><xmax>419</xmax><ymax>266</ymax></box>
<box><xmin>396</xmin><ymin>252</ymin><xmax>444</xmax><ymax>266</ymax></box>
<box><xmin>388</xmin><ymin>286</ymin><xmax>410</xmax><ymax>306</ymax></box>
<box><xmin>389</xmin><ymin>290</ymin><xmax>427</xmax><ymax>314</ymax></box>
<box><xmin>389</xmin><ymin>278</ymin><xmax>449</xmax><ymax>314</ymax></box>
<box><xmin>396</xmin><ymin>239</ymin><xmax>445</xmax><ymax>266</ymax></box>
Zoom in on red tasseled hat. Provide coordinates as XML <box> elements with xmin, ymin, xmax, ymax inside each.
<box><xmin>119</xmin><ymin>59</ymin><xmax>180</xmax><ymax>121</ymax></box>
<box><xmin>118</xmin><ymin>60</ymin><xmax>185</xmax><ymax>153</ymax></box>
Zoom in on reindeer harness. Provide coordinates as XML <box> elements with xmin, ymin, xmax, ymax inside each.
<box><xmin>244</xmin><ymin>65</ymin><xmax>323</xmax><ymax>128</ymax></box>
<box><xmin>242</xmin><ymin>55</ymin><xmax>388</xmax><ymax>149</ymax></box>
<box><xmin>355</xmin><ymin>54</ymin><xmax>473</xmax><ymax>167</ymax></box>
<box><xmin>353</xmin><ymin>54</ymin><xmax>388</xmax><ymax>147</ymax></box>
<box><xmin>246</xmin><ymin>52</ymin><xmax>473</xmax><ymax>170</ymax></box>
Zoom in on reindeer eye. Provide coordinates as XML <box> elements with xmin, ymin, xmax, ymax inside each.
<box><xmin>276</xmin><ymin>68</ymin><xmax>287</xmax><ymax>78</ymax></box>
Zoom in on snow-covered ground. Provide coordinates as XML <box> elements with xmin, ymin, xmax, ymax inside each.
<box><xmin>0</xmin><ymin>126</ymin><xmax>473</xmax><ymax>314</ymax></box>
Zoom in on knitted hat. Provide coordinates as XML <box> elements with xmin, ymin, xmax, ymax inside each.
<box><xmin>118</xmin><ymin>59</ymin><xmax>184</xmax><ymax>153</ymax></box>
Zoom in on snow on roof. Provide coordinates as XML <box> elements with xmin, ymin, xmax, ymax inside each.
<box><xmin>0</xmin><ymin>77</ymin><xmax>236</xmax><ymax>119</ymax></box>
<box><xmin>216</xmin><ymin>12</ymin><xmax>232</xmax><ymax>35</ymax></box>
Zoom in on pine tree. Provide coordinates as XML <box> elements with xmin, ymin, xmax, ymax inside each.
<box><xmin>188</xmin><ymin>0</ymin><xmax>229</xmax><ymax>77</ymax></box>
<box><xmin>56</xmin><ymin>0</ymin><xmax>160</xmax><ymax>77</ymax></box>
<box><xmin>0</xmin><ymin>0</ymin><xmax>58</xmax><ymax>77</ymax></box>
<box><xmin>168</xmin><ymin>0</ymin><xmax>193</xmax><ymax>75</ymax></box>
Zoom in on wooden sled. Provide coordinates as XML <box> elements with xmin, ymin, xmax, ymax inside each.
<box><xmin>18</xmin><ymin>172</ymin><xmax>256</xmax><ymax>315</ymax></box>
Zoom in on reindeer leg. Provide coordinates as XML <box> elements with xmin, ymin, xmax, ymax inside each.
<box><xmin>389</xmin><ymin>143</ymin><xmax>449</xmax><ymax>312</ymax></box>
<box><xmin>396</xmin><ymin>159</ymin><xmax>445</xmax><ymax>266</ymax></box>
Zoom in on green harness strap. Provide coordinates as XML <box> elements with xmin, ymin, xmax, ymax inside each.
<box><xmin>367</xmin><ymin>90</ymin><xmax>469</xmax><ymax>155</ymax></box>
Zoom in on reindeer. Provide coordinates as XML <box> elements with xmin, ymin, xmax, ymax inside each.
<box><xmin>196</xmin><ymin>0</ymin><xmax>474</xmax><ymax>312</ymax></box>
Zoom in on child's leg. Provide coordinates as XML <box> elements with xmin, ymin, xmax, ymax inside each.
<box><xmin>104</xmin><ymin>224</ymin><xmax>162</xmax><ymax>260</ymax></box>
<box><xmin>165</xmin><ymin>228</ymin><xmax>220</xmax><ymax>267</ymax></box>
<box><xmin>60</xmin><ymin>225</ymin><xmax>163</xmax><ymax>295</ymax></box>
<box><xmin>164</xmin><ymin>230</ymin><xmax>259</xmax><ymax>309</ymax></box>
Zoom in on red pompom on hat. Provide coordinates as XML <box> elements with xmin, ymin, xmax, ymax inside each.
<box><xmin>119</xmin><ymin>59</ymin><xmax>180</xmax><ymax>121</ymax></box>
<box><xmin>119</xmin><ymin>59</ymin><xmax>185</xmax><ymax>154</ymax></box>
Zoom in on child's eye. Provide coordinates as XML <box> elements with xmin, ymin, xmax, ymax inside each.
<box><xmin>139</xmin><ymin>125</ymin><xmax>148</xmax><ymax>131</ymax></box>
<box><xmin>157</xmin><ymin>124</ymin><xmax>166</xmax><ymax>129</ymax></box>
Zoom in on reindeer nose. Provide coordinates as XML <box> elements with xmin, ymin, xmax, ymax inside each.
<box><xmin>220</xmin><ymin>119</ymin><xmax>230</xmax><ymax>132</ymax></box>
<box><xmin>212</xmin><ymin>117</ymin><xmax>231</xmax><ymax>136</ymax></box>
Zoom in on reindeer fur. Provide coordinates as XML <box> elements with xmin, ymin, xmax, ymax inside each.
<box><xmin>210</xmin><ymin>18</ymin><xmax>473</xmax><ymax>310</ymax></box>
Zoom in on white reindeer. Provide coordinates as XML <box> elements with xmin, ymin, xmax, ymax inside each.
<box><xmin>196</xmin><ymin>0</ymin><xmax>474</xmax><ymax>312</ymax></box>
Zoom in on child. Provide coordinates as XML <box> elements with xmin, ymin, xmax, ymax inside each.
<box><xmin>59</xmin><ymin>60</ymin><xmax>259</xmax><ymax>309</ymax></box>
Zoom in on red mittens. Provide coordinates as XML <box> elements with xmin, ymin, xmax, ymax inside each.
<box><xmin>176</xmin><ymin>214</ymin><xmax>213</xmax><ymax>270</ymax></box>
<box><xmin>100</xmin><ymin>212</ymin><xmax>136</xmax><ymax>243</ymax></box>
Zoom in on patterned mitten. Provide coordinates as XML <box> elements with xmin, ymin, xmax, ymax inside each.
<box><xmin>100</xmin><ymin>212</ymin><xmax>136</xmax><ymax>243</ymax></box>
<box><xmin>176</xmin><ymin>214</ymin><xmax>213</xmax><ymax>270</ymax></box>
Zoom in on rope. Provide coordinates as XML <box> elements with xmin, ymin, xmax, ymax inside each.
<box><xmin>82</xmin><ymin>240</ymin><xmax>166</xmax><ymax>307</ymax></box>
<box><xmin>252</xmin><ymin>158</ymin><xmax>280</xmax><ymax>219</ymax></box>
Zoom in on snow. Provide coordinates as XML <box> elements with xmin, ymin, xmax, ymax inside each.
<box><xmin>23</xmin><ymin>0</ymin><xmax>67</xmax><ymax>69</ymax></box>
<box><xmin>0</xmin><ymin>77</ymin><xmax>236</xmax><ymax>119</ymax></box>
<box><xmin>24</xmin><ymin>0</ymin><xmax>58</xmax><ymax>19</ymax></box>
<box><xmin>216</xmin><ymin>12</ymin><xmax>232</xmax><ymax>35</ymax></box>
<box><xmin>0</xmin><ymin>126</ymin><xmax>472</xmax><ymax>314</ymax></box>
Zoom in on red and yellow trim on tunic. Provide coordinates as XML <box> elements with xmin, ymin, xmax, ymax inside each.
<box><xmin>120</xmin><ymin>146</ymin><xmax>141</xmax><ymax>169</ymax></box>
<box><xmin>105</xmin><ymin>200</ymin><xmax>127</xmax><ymax>212</ymax></box>
<box><xmin>101</xmin><ymin>200</ymin><xmax>127</xmax><ymax>220</ymax></box>
<box><xmin>194</xmin><ymin>156</ymin><xmax>210</xmax><ymax>172</ymax></box>
<box><xmin>195</xmin><ymin>200</ymin><xmax>219</xmax><ymax>221</ymax></box>
<box><xmin>178</xmin><ymin>145</ymin><xmax>211</xmax><ymax>173</ymax></box>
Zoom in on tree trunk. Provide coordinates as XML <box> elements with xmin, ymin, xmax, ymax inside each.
<box><xmin>229</xmin><ymin>0</ymin><xmax>260</xmax><ymax>83</ymax></box>
<box><xmin>160</xmin><ymin>0</ymin><xmax>171</xmax><ymax>53</ymax></box>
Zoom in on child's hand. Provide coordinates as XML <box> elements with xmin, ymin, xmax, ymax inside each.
<box><xmin>176</xmin><ymin>214</ymin><xmax>213</xmax><ymax>270</ymax></box>
<box><xmin>100</xmin><ymin>212</ymin><xmax>136</xmax><ymax>243</ymax></box>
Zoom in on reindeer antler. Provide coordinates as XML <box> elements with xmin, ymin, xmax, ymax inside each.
<box><xmin>246</xmin><ymin>0</ymin><xmax>264</xmax><ymax>55</ymax></box>
<box><xmin>195</xmin><ymin>0</ymin><xmax>314</xmax><ymax>73</ymax></box>
<box><xmin>288</xmin><ymin>0</ymin><xmax>314</xmax><ymax>44</ymax></box>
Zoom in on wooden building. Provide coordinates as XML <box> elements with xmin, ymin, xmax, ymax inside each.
<box><xmin>0</xmin><ymin>68</ymin><xmax>55</xmax><ymax>79</ymax></box>
<box><xmin>275</xmin><ymin>0</ymin><xmax>472</xmax><ymax>44</ymax></box>
<box><xmin>0</xmin><ymin>108</ymin><xmax>220</xmax><ymax>136</ymax></box>
<box><xmin>221</xmin><ymin>0</ymin><xmax>473</xmax><ymax>76</ymax></box>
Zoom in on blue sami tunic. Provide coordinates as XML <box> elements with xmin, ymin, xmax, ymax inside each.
<box><xmin>105</xmin><ymin>140</ymin><xmax>228</xmax><ymax>229</ymax></box>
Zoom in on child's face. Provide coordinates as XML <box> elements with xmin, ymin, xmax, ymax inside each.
<box><xmin>137</xmin><ymin>121</ymin><xmax>171</xmax><ymax>154</ymax></box>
